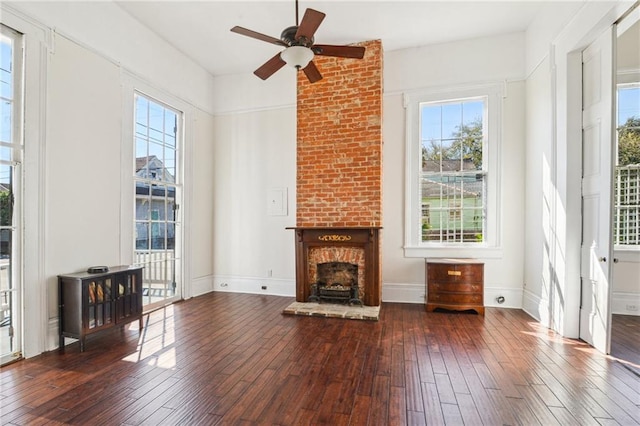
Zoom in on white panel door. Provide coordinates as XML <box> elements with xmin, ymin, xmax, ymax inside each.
<box><xmin>580</xmin><ymin>27</ymin><xmax>614</xmax><ymax>353</ymax></box>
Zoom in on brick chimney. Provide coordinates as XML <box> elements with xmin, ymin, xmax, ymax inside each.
<box><xmin>296</xmin><ymin>39</ymin><xmax>383</xmax><ymax>227</ymax></box>
<box><xmin>291</xmin><ymin>40</ymin><xmax>383</xmax><ymax>306</ymax></box>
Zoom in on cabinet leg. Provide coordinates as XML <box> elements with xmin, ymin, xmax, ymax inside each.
<box><xmin>139</xmin><ymin>317</ymin><xmax>143</xmax><ymax>330</ymax></box>
<box><xmin>80</xmin><ymin>338</ymin><xmax>85</xmax><ymax>352</ymax></box>
<box><xmin>59</xmin><ymin>335</ymin><xmax>65</xmax><ymax>353</ymax></box>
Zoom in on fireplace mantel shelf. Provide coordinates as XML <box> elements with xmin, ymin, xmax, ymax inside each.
<box><xmin>286</xmin><ymin>226</ymin><xmax>383</xmax><ymax>230</ymax></box>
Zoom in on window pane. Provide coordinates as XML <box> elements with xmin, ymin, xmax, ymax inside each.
<box><xmin>164</xmin><ymin>151</ymin><xmax>176</xmax><ymax>182</ymax></box>
<box><xmin>421</xmin><ymin>105</ymin><xmax>441</xmax><ymax>142</ymax></box>
<box><xmin>164</xmin><ymin>109</ymin><xmax>176</xmax><ymax>138</ymax></box>
<box><xmin>165</xmin><ymin>134</ymin><xmax>176</xmax><ymax>148</ymax></box>
<box><xmin>167</xmin><ymin>222</ymin><xmax>175</xmax><ymax>249</ymax></box>
<box><xmin>1</xmin><ymin>100</ymin><xmax>11</xmax><ymax>143</ymax></box>
<box><xmin>441</xmin><ymin>103</ymin><xmax>461</xmax><ymax>140</ymax></box>
<box><xmin>136</xmin><ymin>96</ymin><xmax>148</xmax><ymax>125</ymax></box>
<box><xmin>0</xmin><ymin>35</ymin><xmax>13</xmax><ymax>100</ymax></box>
<box><xmin>149</xmin><ymin>142</ymin><xmax>163</xmax><ymax>163</ymax></box>
<box><xmin>148</xmin><ymin>102</ymin><xmax>164</xmax><ymax>132</ymax></box>
<box><xmin>462</xmin><ymin>101</ymin><xmax>483</xmax><ymax>127</ymax></box>
<box><xmin>421</xmin><ymin>174</ymin><xmax>485</xmax><ymax>243</ymax></box>
<box><xmin>135</xmin><ymin>222</ymin><xmax>150</xmax><ymax>250</ymax></box>
<box><xmin>135</xmin><ymin>187</ymin><xmax>149</xmax><ymax>220</ymax></box>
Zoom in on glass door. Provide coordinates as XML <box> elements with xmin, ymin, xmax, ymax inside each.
<box><xmin>133</xmin><ymin>93</ymin><xmax>182</xmax><ymax>310</ymax></box>
<box><xmin>1</xmin><ymin>25</ymin><xmax>23</xmax><ymax>365</ymax></box>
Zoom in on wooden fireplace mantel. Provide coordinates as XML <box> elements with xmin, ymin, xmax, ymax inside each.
<box><xmin>287</xmin><ymin>227</ymin><xmax>382</xmax><ymax>306</ymax></box>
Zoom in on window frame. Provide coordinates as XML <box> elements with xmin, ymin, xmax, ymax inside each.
<box><xmin>403</xmin><ymin>82</ymin><xmax>503</xmax><ymax>258</ymax></box>
<box><xmin>133</xmin><ymin>91</ymin><xmax>183</xmax><ymax>310</ymax></box>
<box><xmin>613</xmin><ymin>77</ymin><xmax>640</xmax><ymax>253</ymax></box>
<box><xmin>0</xmin><ymin>23</ymin><xmax>24</xmax><ymax>365</ymax></box>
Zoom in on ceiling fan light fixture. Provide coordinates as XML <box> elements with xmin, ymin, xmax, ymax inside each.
<box><xmin>281</xmin><ymin>46</ymin><xmax>314</xmax><ymax>69</ymax></box>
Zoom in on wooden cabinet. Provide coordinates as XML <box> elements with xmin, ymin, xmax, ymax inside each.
<box><xmin>58</xmin><ymin>266</ymin><xmax>144</xmax><ymax>352</ymax></box>
<box><xmin>425</xmin><ymin>259</ymin><xmax>484</xmax><ymax>315</ymax></box>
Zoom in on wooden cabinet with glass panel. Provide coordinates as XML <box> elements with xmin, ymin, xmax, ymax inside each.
<box><xmin>58</xmin><ymin>266</ymin><xmax>143</xmax><ymax>352</ymax></box>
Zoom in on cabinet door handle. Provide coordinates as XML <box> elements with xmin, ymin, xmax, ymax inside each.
<box><xmin>447</xmin><ymin>270</ymin><xmax>461</xmax><ymax>276</ymax></box>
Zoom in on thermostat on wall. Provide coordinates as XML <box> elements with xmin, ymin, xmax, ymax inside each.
<box><xmin>87</xmin><ymin>266</ymin><xmax>109</xmax><ymax>274</ymax></box>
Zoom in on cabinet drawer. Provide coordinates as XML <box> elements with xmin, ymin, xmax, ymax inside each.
<box><xmin>427</xmin><ymin>292</ymin><xmax>483</xmax><ymax>304</ymax></box>
<box><xmin>428</xmin><ymin>282</ymin><xmax>482</xmax><ymax>294</ymax></box>
<box><xmin>427</xmin><ymin>263</ymin><xmax>482</xmax><ymax>283</ymax></box>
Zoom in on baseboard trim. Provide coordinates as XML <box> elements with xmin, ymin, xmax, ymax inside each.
<box><xmin>612</xmin><ymin>291</ymin><xmax>640</xmax><ymax>316</ymax></box>
<box><xmin>522</xmin><ymin>289</ymin><xmax>547</xmax><ymax>326</ymax></box>
<box><xmin>191</xmin><ymin>275</ymin><xmax>214</xmax><ymax>298</ymax></box>
<box><xmin>383</xmin><ymin>282</ymin><xmax>523</xmax><ymax>308</ymax></box>
<box><xmin>212</xmin><ymin>275</ymin><xmax>295</xmax><ymax>297</ymax></box>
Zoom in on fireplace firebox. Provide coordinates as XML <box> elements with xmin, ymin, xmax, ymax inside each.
<box><xmin>288</xmin><ymin>227</ymin><xmax>381</xmax><ymax>306</ymax></box>
<box><xmin>309</xmin><ymin>262</ymin><xmax>362</xmax><ymax>305</ymax></box>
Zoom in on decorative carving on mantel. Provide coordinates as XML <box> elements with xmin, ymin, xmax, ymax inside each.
<box><xmin>318</xmin><ymin>235</ymin><xmax>352</xmax><ymax>242</ymax></box>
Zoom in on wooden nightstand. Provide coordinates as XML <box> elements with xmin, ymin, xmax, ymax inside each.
<box><xmin>425</xmin><ymin>258</ymin><xmax>484</xmax><ymax>315</ymax></box>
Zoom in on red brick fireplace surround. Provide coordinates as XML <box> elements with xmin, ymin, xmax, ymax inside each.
<box><xmin>291</xmin><ymin>40</ymin><xmax>383</xmax><ymax>306</ymax></box>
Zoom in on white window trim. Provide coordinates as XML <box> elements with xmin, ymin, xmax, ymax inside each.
<box><xmin>1</xmin><ymin>5</ymin><xmax>51</xmax><ymax>356</ymax></box>
<box><xmin>403</xmin><ymin>82</ymin><xmax>503</xmax><ymax>258</ymax></box>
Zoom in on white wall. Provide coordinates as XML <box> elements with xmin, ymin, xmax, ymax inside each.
<box><xmin>523</xmin><ymin>55</ymin><xmax>554</xmax><ymax>326</ymax></box>
<box><xmin>210</xmin><ymin>107</ymin><xmax>297</xmax><ymax>296</ymax></box>
<box><xmin>45</xmin><ymin>35</ymin><xmax>124</xmax><ymax>318</ymax></box>
<box><xmin>2</xmin><ymin>2</ymin><xmax>218</xmax><ymax>355</ymax></box>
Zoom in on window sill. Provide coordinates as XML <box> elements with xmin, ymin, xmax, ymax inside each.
<box><xmin>403</xmin><ymin>245</ymin><xmax>503</xmax><ymax>259</ymax></box>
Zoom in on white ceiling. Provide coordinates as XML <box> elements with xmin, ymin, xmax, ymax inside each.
<box><xmin>115</xmin><ymin>0</ymin><xmax>549</xmax><ymax>77</ymax></box>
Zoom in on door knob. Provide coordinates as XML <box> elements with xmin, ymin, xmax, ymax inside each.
<box><xmin>599</xmin><ymin>257</ymin><xmax>606</xmax><ymax>262</ymax></box>
<box><xmin>613</xmin><ymin>258</ymin><xmax>619</xmax><ymax>263</ymax></box>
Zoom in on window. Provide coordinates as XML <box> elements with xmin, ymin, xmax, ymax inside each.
<box><xmin>404</xmin><ymin>83</ymin><xmax>502</xmax><ymax>257</ymax></box>
<box><xmin>614</xmin><ymin>82</ymin><xmax>640</xmax><ymax>247</ymax></box>
<box><xmin>0</xmin><ymin>24</ymin><xmax>23</xmax><ymax>365</ymax></box>
<box><xmin>134</xmin><ymin>93</ymin><xmax>182</xmax><ymax>308</ymax></box>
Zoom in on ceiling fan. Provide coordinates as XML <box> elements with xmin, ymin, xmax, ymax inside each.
<box><xmin>230</xmin><ymin>0</ymin><xmax>365</xmax><ymax>83</ymax></box>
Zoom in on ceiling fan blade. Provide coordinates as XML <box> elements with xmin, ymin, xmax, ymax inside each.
<box><xmin>254</xmin><ymin>53</ymin><xmax>287</xmax><ymax>80</ymax></box>
<box><xmin>295</xmin><ymin>8</ymin><xmax>325</xmax><ymax>40</ymax></box>
<box><xmin>231</xmin><ymin>26</ymin><xmax>287</xmax><ymax>47</ymax></box>
<box><xmin>303</xmin><ymin>61</ymin><xmax>322</xmax><ymax>83</ymax></box>
<box><xmin>313</xmin><ymin>44</ymin><xmax>366</xmax><ymax>59</ymax></box>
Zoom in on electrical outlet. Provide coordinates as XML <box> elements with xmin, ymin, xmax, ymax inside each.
<box><xmin>626</xmin><ymin>304</ymin><xmax>638</xmax><ymax>312</ymax></box>
<box><xmin>261</xmin><ymin>285</ymin><xmax>267</xmax><ymax>290</ymax></box>
<box><xmin>220</xmin><ymin>282</ymin><xmax>228</xmax><ymax>288</ymax></box>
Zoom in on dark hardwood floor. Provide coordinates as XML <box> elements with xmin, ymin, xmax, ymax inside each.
<box><xmin>611</xmin><ymin>314</ymin><xmax>640</xmax><ymax>377</ymax></box>
<box><xmin>1</xmin><ymin>292</ymin><xmax>639</xmax><ymax>425</ymax></box>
